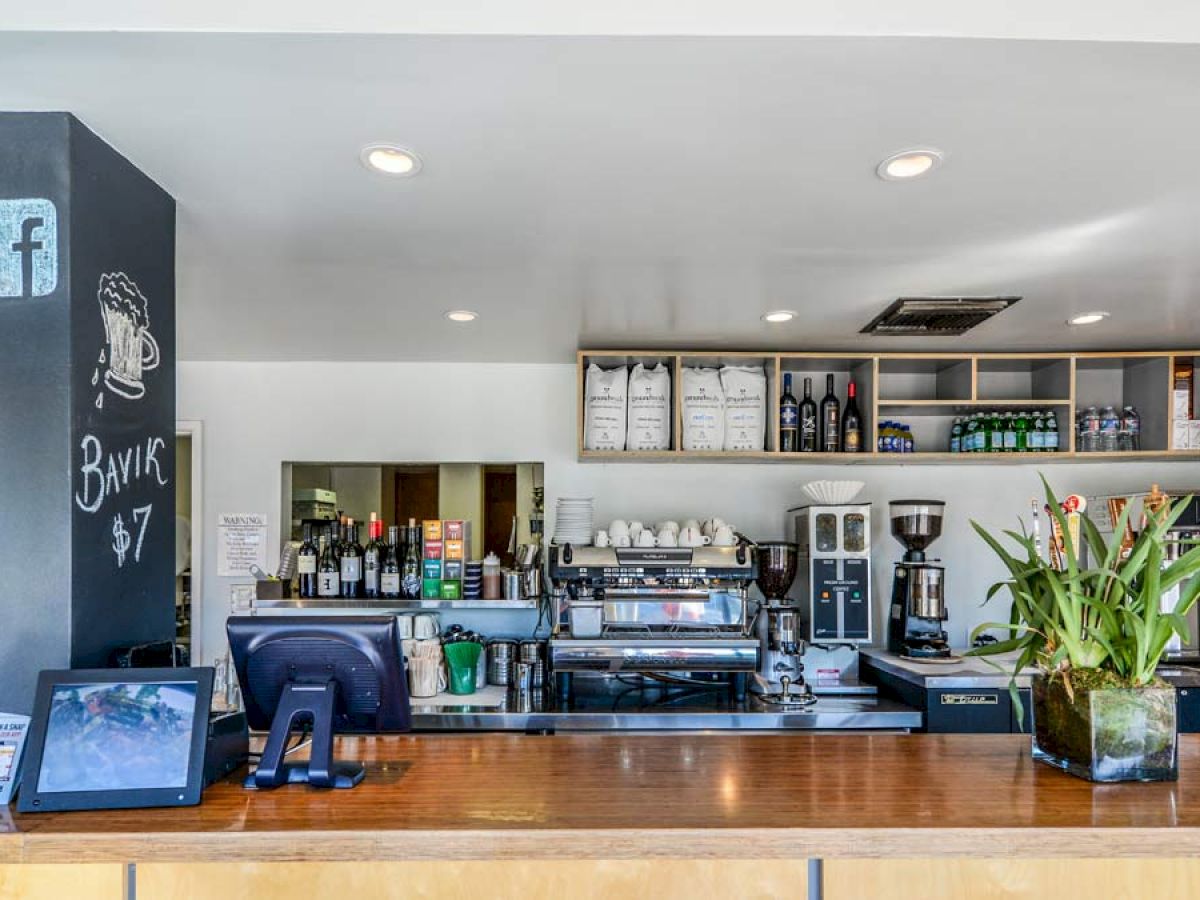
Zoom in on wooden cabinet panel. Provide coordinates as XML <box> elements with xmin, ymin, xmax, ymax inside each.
<box><xmin>0</xmin><ymin>864</ymin><xmax>124</xmax><ymax>900</ymax></box>
<box><xmin>825</xmin><ymin>858</ymin><xmax>1200</xmax><ymax>900</ymax></box>
<box><xmin>139</xmin><ymin>860</ymin><xmax>807</xmax><ymax>900</ymax></box>
<box><xmin>579</xmin><ymin>348</ymin><xmax>1200</xmax><ymax>463</ymax></box>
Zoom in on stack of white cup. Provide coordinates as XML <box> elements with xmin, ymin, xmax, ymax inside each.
<box><xmin>595</xmin><ymin>517</ymin><xmax>737</xmax><ymax>549</ymax></box>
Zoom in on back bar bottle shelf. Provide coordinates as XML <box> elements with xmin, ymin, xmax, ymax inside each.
<box><xmin>577</xmin><ymin>350</ymin><xmax>1200</xmax><ymax>464</ymax></box>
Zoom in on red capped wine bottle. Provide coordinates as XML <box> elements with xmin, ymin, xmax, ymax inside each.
<box><xmin>842</xmin><ymin>381</ymin><xmax>864</xmax><ymax>453</ymax></box>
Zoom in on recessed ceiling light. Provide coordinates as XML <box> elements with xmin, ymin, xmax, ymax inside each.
<box><xmin>1067</xmin><ymin>311</ymin><xmax>1110</xmax><ymax>326</ymax></box>
<box><xmin>360</xmin><ymin>144</ymin><xmax>422</xmax><ymax>176</ymax></box>
<box><xmin>761</xmin><ymin>310</ymin><xmax>797</xmax><ymax>323</ymax></box>
<box><xmin>877</xmin><ymin>148</ymin><xmax>944</xmax><ymax>181</ymax></box>
<box><xmin>445</xmin><ymin>310</ymin><xmax>479</xmax><ymax>323</ymax></box>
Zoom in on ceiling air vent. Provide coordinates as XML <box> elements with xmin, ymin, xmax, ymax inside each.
<box><xmin>860</xmin><ymin>296</ymin><xmax>1020</xmax><ymax>336</ymax></box>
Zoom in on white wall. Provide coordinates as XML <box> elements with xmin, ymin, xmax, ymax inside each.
<box><xmin>180</xmin><ymin>361</ymin><xmax>1200</xmax><ymax>665</ymax></box>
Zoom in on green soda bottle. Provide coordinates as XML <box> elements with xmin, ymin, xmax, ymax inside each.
<box><xmin>1015</xmin><ymin>410</ymin><xmax>1029</xmax><ymax>452</ymax></box>
<box><xmin>1029</xmin><ymin>411</ymin><xmax>1045</xmax><ymax>452</ymax></box>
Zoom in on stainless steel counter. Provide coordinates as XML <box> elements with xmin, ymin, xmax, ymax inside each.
<box><xmin>411</xmin><ymin>675</ymin><xmax>921</xmax><ymax>732</ymax></box>
<box><xmin>859</xmin><ymin>646</ymin><xmax>1033</xmax><ymax>689</ymax></box>
<box><xmin>859</xmin><ymin>646</ymin><xmax>1200</xmax><ymax>690</ymax></box>
<box><xmin>251</xmin><ymin>598</ymin><xmax>538</xmax><ymax>610</ymax></box>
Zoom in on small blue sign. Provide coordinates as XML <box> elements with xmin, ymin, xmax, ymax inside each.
<box><xmin>0</xmin><ymin>198</ymin><xmax>58</xmax><ymax>298</ymax></box>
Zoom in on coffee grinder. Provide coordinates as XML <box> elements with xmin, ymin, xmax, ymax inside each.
<box><xmin>886</xmin><ymin>500</ymin><xmax>951</xmax><ymax>659</ymax></box>
<box><xmin>751</xmin><ymin>542</ymin><xmax>815</xmax><ymax>705</ymax></box>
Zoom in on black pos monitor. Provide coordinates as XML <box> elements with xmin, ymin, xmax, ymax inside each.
<box><xmin>226</xmin><ymin>615</ymin><xmax>411</xmax><ymax>790</ymax></box>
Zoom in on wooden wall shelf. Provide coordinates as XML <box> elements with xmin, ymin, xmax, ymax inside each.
<box><xmin>578</xmin><ymin>350</ymin><xmax>1200</xmax><ymax>464</ymax></box>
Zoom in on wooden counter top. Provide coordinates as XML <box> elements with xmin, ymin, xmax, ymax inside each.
<box><xmin>5</xmin><ymin>733</ymin><xmax>1200</xmax><ymax>864</ymax></box>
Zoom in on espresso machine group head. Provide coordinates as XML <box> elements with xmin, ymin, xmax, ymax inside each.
<box><xmin>886</xmin><ymin>500</ymin><xmax>951</xmax><ymax>659</ymax></box>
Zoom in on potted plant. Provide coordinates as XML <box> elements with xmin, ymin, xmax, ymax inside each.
<box><xmin>968</xmin><ymin>477</ymin><xmax>1200</xmax><ymax>782</ymax></box>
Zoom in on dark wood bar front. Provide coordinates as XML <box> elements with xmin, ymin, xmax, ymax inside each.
<box><xmin>5</xmin><ymin>732</ymin><xmax>1200</xmax><ymax>865</ymax></box>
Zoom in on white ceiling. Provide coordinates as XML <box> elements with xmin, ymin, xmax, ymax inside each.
<box><xmin>8</xmin><ymin>0</ymin><xmax>1200</xmax><ymax>43</ymax></box>
<box><xmin>3</xmin><ymin>33</ymin><xmax>1200</xmax><ymax>362</ymax></box>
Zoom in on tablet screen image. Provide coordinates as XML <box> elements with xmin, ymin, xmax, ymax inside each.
<box><xmin>36</xmin><ymin>682</ymin><xmax>198</xmax><ymax>793</ymax></box>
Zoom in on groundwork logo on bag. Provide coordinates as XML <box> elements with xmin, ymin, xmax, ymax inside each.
<box><xmin>0</xmin><ymin>198</ymin><xmax>58</xmax><ymax>298</ymax></box>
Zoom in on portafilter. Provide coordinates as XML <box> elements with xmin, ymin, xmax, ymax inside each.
<box><xmin>754</xmin><ymin>542</ymin><xmax>799</xmax><ymax>602</ymax></box>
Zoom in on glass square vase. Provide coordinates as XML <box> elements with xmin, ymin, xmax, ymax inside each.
<box><xmin>1031</xmin><ymin>674</ymin><xmax>1178</xmax><ymax>782</ymax></box>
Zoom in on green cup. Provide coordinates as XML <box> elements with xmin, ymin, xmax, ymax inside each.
<box><xmin>443</xmin><ymin>641</ymin><xmax>482</xmax><ymax>695</ymax></box>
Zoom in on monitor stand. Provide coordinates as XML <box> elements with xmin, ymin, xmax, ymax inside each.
<box><xmin>246</xmin><ymin>681</ymin><xmax>366</xmax><ymax>790</ymax></box>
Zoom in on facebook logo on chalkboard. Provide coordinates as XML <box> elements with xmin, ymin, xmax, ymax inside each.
<box><xmin>0</xmin><ymin>198</ymin><xmax>58</xmax><ymax>299</ymax></box>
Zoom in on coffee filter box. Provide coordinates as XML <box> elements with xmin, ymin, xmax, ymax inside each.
<box><xmin>720</xmin><ymin>365</ymin><xmax>767</xmax><ymax>451</ymax></box>
<box><xmin>681</xmin><ymin>367</ymin><xmax>725</xmax><ymax>451</ymax></box>
<box><xmin>584</xmin><ymin>364</ymin><xmax>629</xmax><ymax>451</ymax></box>
<box><xmin>626</xmin><ymin>362</ymin><xmax>671</xmax><ymax>451</ymax></box>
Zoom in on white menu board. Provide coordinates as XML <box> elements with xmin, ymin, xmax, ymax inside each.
<box><xmin>217</xmin><ymin>513</ymin><xmax>268</xmax><ymax>577</ymax></box>
<box><xmin>0</xmin><ymin>713</ymin><xmax>29</xmax><ymax>805</ymax></box>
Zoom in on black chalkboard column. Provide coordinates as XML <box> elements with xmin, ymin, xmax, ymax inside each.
<box><xmin>0</xmin><ymin>112</ymin><xmax>176</xmax><ymax>714</ymax></box>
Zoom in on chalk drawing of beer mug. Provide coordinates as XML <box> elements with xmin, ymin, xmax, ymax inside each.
<box><xmin>98</xmin><ymin>272</ymin><xmax>159</xmax><ymax>400</ymax></box>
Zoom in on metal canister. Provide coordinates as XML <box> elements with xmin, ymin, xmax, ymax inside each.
<box><xmin>519</xmin><ymin>639</ymin><xmax>546</xmax><ymax>688</ymax></box>
<box><xmin>487</xmin><ymin>639</ymin><xmax>518</xmax><ymax>685</ymax></box>
<box><xmin>511</xmin><ymin>661</ymin><xmax>534</xmax><ymax>694</ymax></box>
<box><xmin>502</xmin><ymin>568</ymin><xmax>523</xmax><ymax>600</ymax></box>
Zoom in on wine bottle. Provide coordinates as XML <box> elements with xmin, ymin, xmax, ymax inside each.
<box><xmin>340</xmin><ymin>519</ymin><xmax>364</xmax><ymax>598</ymax></box>
<box><xmin>334</xmin><ymin>514</ymin><xmax>346</xmax><ymax>564</ymax></box>
<box><xmin>841</xmin><ymin>381</ymin><xmax>864</xmax><ymax>452</ymax></box>
<box><xmin>297</xmin><ymin>522</ymin><xmax>319</xmax><ymax>598</ymax></box>
<box><xmin>381</xmin><ymin>525</ymin><xmax>402</xmax><ymax>599</ymax></box>
<box><xmin>402</xmin><ymin>517</ymin><xmax>422</xmax><ymax>599</ymax></box>
<box><xmin>363</xmin><ymin>512</ymin><xmax>383</xmax><ymax>599</ymax></box>
<box><xmin>819</xmin><ymin>374</ymin><xmax>841</xmax><ymax>452</ymax></box>
<box><xmin>779</xmin><ymin>373</ymin><xmax>799</xmax><ymax>452</ymax></box>
<box><xmin>799</xmin><ymin>377</ymin><xmax>817</xmax><ymax>452</ymax></box>
<box><xmin>317</xmin><ymin>528</ymin><xmax>340</xmax><ymax>598</ymax></box>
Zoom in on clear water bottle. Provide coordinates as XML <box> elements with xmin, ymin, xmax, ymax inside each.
<box><xmin>1120</xmin><ymin>405</ymin><xmax>1141</xmax><ymax>452</ymax></box>
<box><xmin>1080</xmin><ymin>406</ymin><xmax>1101</xmax><ymax>452</ymax></box>
<box><xmin>1098</xmin><ymin>405</ymin><xmax>1120</xmax><ymax>452</ymax></box>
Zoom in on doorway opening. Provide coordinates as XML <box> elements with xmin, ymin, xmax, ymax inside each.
<box><xmin>176</xmin><ymin>421</ymin><xmax>203</xmax><ymax>664</ymax></box>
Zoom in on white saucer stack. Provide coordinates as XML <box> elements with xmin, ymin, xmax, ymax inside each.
<box><xmin>554</xmin><ymin>497</ymin><xmax>595</xmax><ymax>545</ymax></box>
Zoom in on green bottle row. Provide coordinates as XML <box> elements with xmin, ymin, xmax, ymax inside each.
<box><xmin>950</xmin><ymin>410</ymin><xmax>1061</xmax><ymax>454</ymax></box>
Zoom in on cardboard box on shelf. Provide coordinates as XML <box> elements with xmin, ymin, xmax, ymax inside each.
<box><xmin>440</xmin><ymin>580</ymin><xmax>462</xmax><ymax>600</ymax></box>
<box><xmin>293</xmin><ymin>488</ymin><xmax>337</xmax><ymax>505</ymax></box>
<box><xmin>1173</xmin><ymin>420</ymin><xmax>1192</xmax><ymax>450</ymax></box>
<box><xmin>421</xmin><ymin>578</ymin><xmax>441</xmax><ymax>599</ymax></box>
<box><xmin>423</xmin><ymin>539</ymin><xmax>443</xmax><ymax>560</ymax></box>
<box><xmin>444</xmin><ymin>539</ymin><xmax>465</xmax><ymax>560</ymax></box>
<box><xmin>443</xmin><ymin>520</ymin><xmax>468</xmax><ymax>541</ymax></box>
<box><xmin>1191</xmin><ymin>421</ymin><xmax>1200</xmax><ymax>450</ymax></box>
<box><xmin>443</xmin><ymin>560</ymin><xmax>464</xmax><ymax>580</ymax></box>
<box><xmin>422</xmin><ymin>558</ymin><xmax>443</xmax><ymax>579</ymax></box>
<box><xmin>1175</xmin><ymin>390</ymin><xmax>1192</xmax><ymax>421</ymax></box>
<box><xmin>423</xmin><ymin>520</ymin><xmax>443</xmax><ymax>542</ymax></box>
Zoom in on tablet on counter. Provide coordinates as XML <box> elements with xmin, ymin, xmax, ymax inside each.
<box><xmin>17</xmin><ymin>667</ymin><xmax>213</xmax><ymax>813</ymax></box>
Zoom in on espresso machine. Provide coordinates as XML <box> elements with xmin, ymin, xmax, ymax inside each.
<box><xmin>886</xmin><ymin>500</ymin><xmax>951</xmax><ymax>659</ymax></box>
<box><xmin>548</xmin><ymin>543</ymin><xmax>760</xmax><ymax>699</ymax></box>
<box><xmin>750</xmin><ymin>542</ymin><xmax>815</xmax><ymax>706</ymax></box>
